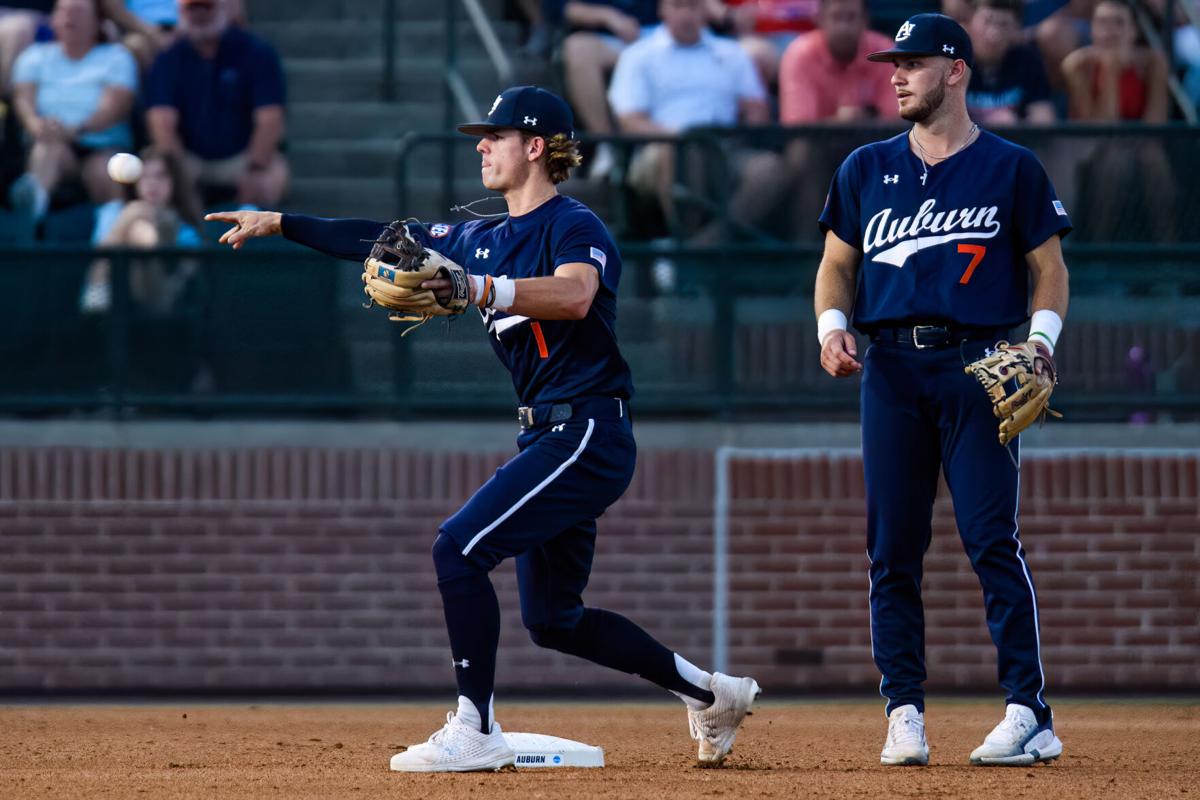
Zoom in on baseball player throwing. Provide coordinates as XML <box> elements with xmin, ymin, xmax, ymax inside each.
<box><xmin>208</xmin><ymin>86</ymin><xmax>760</xmax><ymax>772</ymax></box>
<box><xmin>814</xmin><ymin>15</ymin><xmax>1069</xmax><ymax>766</ymax></box>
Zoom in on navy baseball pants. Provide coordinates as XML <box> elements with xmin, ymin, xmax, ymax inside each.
<box><xmin>431</xmin><ymin>402</ymin><xmax>716</xmax><ymax>731</ymax></box>
<box><xmin>861</xmin><ymin>337</ymin><xmax>1051</xmax><ymax>724</ymax></box>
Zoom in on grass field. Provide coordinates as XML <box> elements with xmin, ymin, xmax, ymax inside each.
<box><xmin>0</xmin><ymin>698</ymin><xmax>1195</xmax><ymax>799</ymax></box>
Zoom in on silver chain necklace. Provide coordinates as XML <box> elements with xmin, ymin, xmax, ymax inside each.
<box><xmin>911</xmin><ymin>122</ymin><xmax>979</xmax><ymax>186</ymax></box>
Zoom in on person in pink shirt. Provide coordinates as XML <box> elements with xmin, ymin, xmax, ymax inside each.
<box><xmin>778</xmin><ymin>0</ymin><xmax>897</xmax><ymax>123</ymax></box>
<box><xmin>778</xmin><ymin>0</ymin><xmax>898</xmax><ymax>239</ymax></box>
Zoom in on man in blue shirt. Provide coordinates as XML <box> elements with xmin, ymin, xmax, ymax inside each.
<box><xmin>814</xmin><ymin>15</ymin><xmax>1069</xmax><ymax>768</ymax></box>
<box><xmin>145</xmin><ymin>0</ymin><xmax>287</xmax><ymax>210</ymax></box>
<box><xmin>207</xmin><ymin>86</ymin><xmax>761</xmax><ymax>773</ymax></box>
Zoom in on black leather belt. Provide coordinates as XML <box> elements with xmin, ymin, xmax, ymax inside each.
<box><xmin>517</xmin><ymin>397</ymin><xmax>627</xmax><ymax>430</ymax></box>
<box><xmin>871</xmin><ymin>325</ymin><xmax>1009</xmax><ymax>350</ymax></box>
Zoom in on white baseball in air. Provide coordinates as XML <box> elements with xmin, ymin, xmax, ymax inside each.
<box><xmin>106</xmin><ymin>152</ymin><xmax>144</xmax><ymax>184</ymax></box>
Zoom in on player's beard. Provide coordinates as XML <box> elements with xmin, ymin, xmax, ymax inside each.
<box><xmin>900</xmin><ymin>80</ymin><xmax>947</xmax><ymax>123</ymax></box>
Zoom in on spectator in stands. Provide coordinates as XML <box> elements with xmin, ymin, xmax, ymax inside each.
<box><xmin>778</xmin><ymin>0</ymin><xmax>895</xmax><ymax>124</ymax></box>
<box><xmin>0</xmin><ymin>2</ymin><xmax>52</xmax><ymax>94</ymax></box>
<box><xmin>940</xmin><ymin>0</ymin><xmax>974</xmax><ymax>25</ymax></box>
<box><xmin>1036</xmin><ymin>0</ymin><xmax>1097</xmax><ymax>91</ymax></box>
<box><xmin>719</xmin><ymin>0</ymin><xmax>819</xmax><ymax>88</ymax></box>
<box><xmin>609</xmin><ymin>0</ymin><xmax>787</xmax><ymax>241</ymax></box>
<box><xmin>777</xmin><ymin>0</ymin><xmax>893</xmax><ymax>239</ymax></box>
<box><xmin>8</xmin><ymin>0</ymin><xmax>135</xmax><ymax>222</ymax></box>
<box><xmin>1062</xmin><ymin>0</ymin><xmax>1174</xmax><ymax>240</ymax></box>
<box><xmin>561</xmin><ymin>0</ymin><xmax>658</xmax><ymax>177</ymax></box>
<box><xmin>145</xmin><ymin>0</ymin><xmax>287</xmax><ymax>210</ymax></box>
<box><xmin>90</xmin><ymin>144</ymin><xmax>199</xmax><ymax>243</ymax></box>
<box><xmin>82</xmin><ymin>145</ymin><xmax>202</xmax><ymax>313</ymax></box>
<box><xmin>966</xmin><ymin>0</ymin><xmax>1056</xmax><ymax>123</ymax></box>
<box><xmin>1062</xmin><ymin>0</ymin><xmax>1168</xmax><ymax>121</ymax></box>
<box><xmin>101</xmin><ymin>0</ymin><xmax>176</xmax><ymax>68</ymax></box>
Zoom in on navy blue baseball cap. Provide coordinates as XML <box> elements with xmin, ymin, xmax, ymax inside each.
<box><xmin>457</xmin><ymin>85</ymin><xmax>575</xmax><ymax>139</ymax></box>
<box><xmin>867</xmin><ymin>13</ymin><xmax>974</xmax><ymax>69</ymax></box>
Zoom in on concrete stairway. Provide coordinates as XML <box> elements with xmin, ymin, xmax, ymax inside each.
<box><xmin>247</xmin><ymin>0</ymin><xmax>538</xmax><ymax>221</ymax></box>
<box><xmin>244</xmin><ymin>0</ymin><xmax>545</xmax><ymax>397</ymax></box>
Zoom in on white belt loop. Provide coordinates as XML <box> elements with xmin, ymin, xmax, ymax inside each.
<box><xmin>617</xmin><ymin>398</ymin><xmax>623</xmax><ymax>418</ymax></box>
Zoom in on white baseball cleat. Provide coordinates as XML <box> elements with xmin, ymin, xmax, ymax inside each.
<box><xmin>880</xmin><ymin>704</ymin><xmax>929</xmax><ymax>766</ymax></box>
<box><xmin>389</xmin><ymin>711</ymin><xmax>516</xmax><ymax>772</ymax></box>
<box><xmin>970</xmin><ymin>704</ymin><xmax>1062</xmax><ymax>766</ymax></box>
<box><xmin>687</xmin><ymin>672</ymin><xmax>762</xmax><ymax>766</ymax></box>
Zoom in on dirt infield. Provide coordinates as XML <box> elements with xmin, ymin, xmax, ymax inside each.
<box><xmin>0</xmin><ymin>699</ymin><xmax>1194</xmax><ymax>799</ymax></box>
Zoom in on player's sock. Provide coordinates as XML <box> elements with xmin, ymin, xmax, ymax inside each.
<box><xmin>670</xmin><ymin>653</ymin><xmax>715</xmax><ymax>710</ymax></box>
<box><xmin>529</xmin><ymin>607</ymin><xmax>716</xmax><ymax>706</ymax></box>
<box><xmin>437</xmin><ymin>571</ymin><xmax>500</xmax><ymax>734</ymax></box>
<box><xmin>432</xmin><ymin>534</ymin><xmax>499</xmax><ymax>734</ymax></box>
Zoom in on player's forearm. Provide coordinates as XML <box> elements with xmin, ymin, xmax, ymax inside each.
<box><xmin>506</xmin><ymin>274</ymin><xmax>597</xmax><ymax>321</ymax></box>
<box><xmin>814</xmin><ymin>252</ymin><xmax>858</xmax><ymax>318</ymax></box>
<box><xmin>1030</xmin><ymin>266</ymin><xmax>1068</xmax><ymax>320</ymax></box>
<box><xmin>1026</xmin><ymin>239</ymin><xmax>1069</xmax><ymax>353</ymax></box>
<box><xmin>280</xmin><ymin>214</ymin><xmax>387</xmax><ymax>261</ymax></box>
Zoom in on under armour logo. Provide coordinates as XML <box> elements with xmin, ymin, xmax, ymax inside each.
<box><xmin>475</xmin><ymin>248</ymin><xmax>489</xmax><ymax>259</ymax></box>
<box><xmin>452</xmin><ymin>658</ymin><xmax>470</xmax><ymax>669</ymax></box>
<box><xmin>523</xmin><ymin>116</ymin><xmax>537</xmax><ymax>126</ymax></box>
<box><xmin>896</xmin><ymin>21</ymin><xmax>914</xmax><ymax>41</ymax></box>
<box><xmin>489</xmin><ymin>95</ymin><xmax>502</xmax><ymax>115</ymax></box>
<box><xmin>551</xmin><ymin>424</ymin><xmax>565</xmax><ymax>432</ymax></box>
<box><xmin>883</xmin><ymin>175</ymin><xmax>899</xmax><ymax>184</ymax></box>
<box><xmin>943</xmin><ymin>44</ymin><xmax>955</xmax><ymax>54</ymax></box>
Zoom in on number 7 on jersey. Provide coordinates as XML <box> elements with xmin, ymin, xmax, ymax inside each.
<box><xmin>957</xmin><ymin>244</ymin><xmax>986</xmax><ymax>285</ymax></box>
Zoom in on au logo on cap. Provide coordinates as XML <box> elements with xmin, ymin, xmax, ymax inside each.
<box><xmin>896</xmin><ymin>20</ymin><xmax>914</xmax><ymax>40</ymax></box>
<box><xmin>489</xmin><ymin>95</ymin><xmax>502</xmax><ymax>115</ymax></box>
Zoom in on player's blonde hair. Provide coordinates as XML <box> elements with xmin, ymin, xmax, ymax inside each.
<box><xmin>523</xmin><ymin>133</ymin><xmax>583</xmax><ymax>184</ymax></box>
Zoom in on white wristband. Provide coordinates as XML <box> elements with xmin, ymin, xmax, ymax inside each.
<box><xmin>1028</xmin><ymin>309</ymin><xmax>1063</xmax><ymax>354</ymax></box>
<box><xmin>817</xmin><ymin>308</ymin><xmax>848</xmax><ymax>345</ymax></box>
<box><xmin>468</xmin><ymin>274</ymin><xmax>516</xmax><ymax>312</ymax></box>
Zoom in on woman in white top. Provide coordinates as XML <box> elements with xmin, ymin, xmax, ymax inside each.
<box><xmin>10</xmin><ymin>0</ymin><xmax>136</xmax><ymax>220</ymax></box>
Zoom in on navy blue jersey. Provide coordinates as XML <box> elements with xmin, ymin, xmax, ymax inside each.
<box><xmin>819</xmin><ymin>129</ymin><xmax>1071</xmax><ymax>333</ymax></box>
<box><xmin>282</xmin><ymin>194</ymin><xmax>633</xmax><ymax>406</ymax></box>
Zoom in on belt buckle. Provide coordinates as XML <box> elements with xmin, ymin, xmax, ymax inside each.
<box><xmin>912</xmin><ymin>325</ymin><xmax>941</xmax><ymax>350</ymax></box>
<box><xmin>517</xmin><ymin>407</ymin><xmax>535</xmax><ymax>429</ymax></box>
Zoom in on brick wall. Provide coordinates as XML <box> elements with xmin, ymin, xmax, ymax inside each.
<box><xmin>0</xmin><ymin>447</ymin><xmax>1195</xmax><ymax>693</ymax></box>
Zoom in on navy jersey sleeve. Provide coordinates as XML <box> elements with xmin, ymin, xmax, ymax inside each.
<box><xmin>818</xmin><ymin>149</ymin><xmax>863</xmax><ymax>249</ymax></box>
<box><xmin>249</xmin><ymin>38</ymin><xmax>286</xmax><ymax>108</ymax></box>
<box><xmin>551</xmin><ymin>213</ymin><xmax>619</xmax><ymax>293</ymax></box>
<box><xmin>280</xmin><ymin>214</ymin><xmax>387</xmax><ymax>261</ymax></box>
<box><xmin>1013</xmin><ymin>148</ymin><xmax>1071</xmax><ymax>253</ymax></box>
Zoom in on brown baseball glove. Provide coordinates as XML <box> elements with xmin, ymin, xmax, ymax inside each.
<box><xmin>362</xmin><ymin>221</ymin><xmax>470</xmax><ymax>332</ymax></box>
<box><xmin>964</xmin><ymin>340</ymin><xmax>1062</xmax><ymax>445</ymax></box>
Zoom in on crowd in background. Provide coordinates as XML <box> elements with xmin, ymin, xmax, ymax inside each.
<box><xmin>0</xmin><ymin>0</ymin><xmax>1194</xmax><ymax>251</ymax></box>
<box><xmin>514</xmin><ymin>0</ymin><xmax>1192</xmax><ymax>240</ymax></box>
<box><xmin>0</xmin><ymin>0</ymin><xmax>287</xmax><ymax>249</ymax></box>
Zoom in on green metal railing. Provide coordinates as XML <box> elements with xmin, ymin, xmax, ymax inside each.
<box><xmin>1</xmin><ymin>243</ymin><xmax>1197</xmax><ymax>420</ymax></box>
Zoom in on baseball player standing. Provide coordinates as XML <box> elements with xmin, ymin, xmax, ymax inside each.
<box><xmin>814</xmin><ymin>15</ymin><xmax>1069</xmax><ymax>766</ymax></box>
<box><xmin>207</xmin><ymin>86</ymin><xmax>760</xmax><ymax>772</ymax></box>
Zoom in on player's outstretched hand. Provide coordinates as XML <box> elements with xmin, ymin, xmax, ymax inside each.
<box><xmin>204</xmin><ymin>210</ymin><xmax>283</xmax><ymax>250</ymax></box>
<box><xmin>821</xmin><ymin>330</ymin><xmax>863</xmax><ymax>378</ymax></box>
